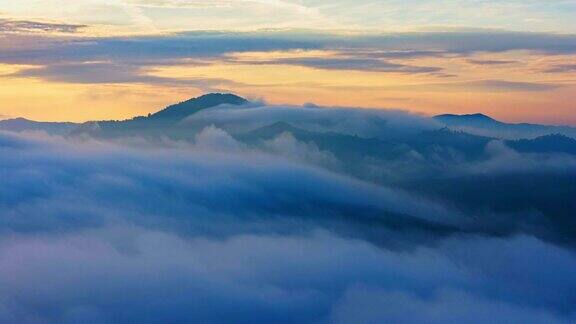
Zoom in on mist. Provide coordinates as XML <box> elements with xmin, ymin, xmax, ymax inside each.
<box><xmin>0</xmin><ymin>97</ymin><xmax>575</xmax><ymax>323</ymax></box>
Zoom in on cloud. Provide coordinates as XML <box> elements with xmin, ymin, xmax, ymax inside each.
<box><xmin>13</xmin><ymin>59</ymin><xmax>556</xmax><ymax>93</ymax></box>
<box><xmin>0</xmin><ymin>18</ymin><xmax>86</xmax><ymax>34</ymax></box>
<box><xmin>0</xmin><ymin>226</ymin><xmax>573</xmax><ymax>323</ymax></box>
<box><xmin>0</xmin><ymin>29</ymin><xmax>573</xmax><ymax>100</ymax></box>
<box><xmin>347</xmin><ymin>49</ymin><xmax>449</xmax><ymax>59</ymax></box>
<box><xmin>0</xmin><ymin>130</ymin><xmax>464</xmax><ymax>238</ymax></box>
<box><xmin>464</xmin><ymin>80</ymin><xmax>561</xmax><ymax>92</ymax></box>
<box><xmin>0</xmin><ymin>31</ymin><xmax>319</xmax><ymax>66</ymax></box>
<box><xmin>326</xmin><ymin>30</ymin><xmax>576</xmax><ymax>55</ymax></box>
<box><xmin>11</xmin><ymin>62</ymin><xmax>238</xmax><ymax>90</ymax></box>
<box><xmin>467</xmin><ymin>59</ymin><xmax>516</xmax><ymax>65</ymax></box>
<box><xmin>262</xmin><ymin>132</ymin><xmax>341</xmax><ymax>169</ymax></box>
<box><xmin>385</xmin><ymin>79</ymin><xmax>562</xmax><ymax>93</ymax></box>
<box><xmin>331</xmin><ymin>286</ymin><xmax>567</xmax><ymax>324</ymax></box>
<box><xmin>544</xmin><ymin>64</ymin><xmax>576</xmax><ymax>73</ymax></box>
<box><xmin>3</xmin><ymin>0</ymin><xmax>575</xmax><ymax>33</ymax></box>
<box><xmin>184</xmin><ymin>103</ymin><xmax>441</xmax><ymax>139</ymax></box>
<box><xmin>464</xmin><ymin>140</ymin><xmax>576</xmax><ymax>175</ymax></box>
<box><xmin>194</xmin><ymin>125</ymin><xmax>243</xmax><ymax>152</ymax></box>
<box><xmin>244</xmin><ymin>56</ymin><xmax>443</xmax><ymax>74</ymax></box>
<box><xmin>0</xmin><ymin>101</ymin><xmax>576</xmax><ymax>322</ymax></box>
<box><xmin>2</xmin><ymin>29</ymin><xmax>576</xmax><ymax>77</ymax></box>
<box><xmin>13</xmin><ymin>62</ymin><xmax>181</xmax><ymax>84</ymax></box>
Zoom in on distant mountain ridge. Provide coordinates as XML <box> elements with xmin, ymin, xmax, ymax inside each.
<box><xmin>0</xmin><ymin>117</ymin><xmax>78</xmax><ymax>135</ymax></box>
<box><xmin>0</xmin><ymin>93</ymin><xmax>249</xmax><ymax>138</ymax></box>
<box><xmin>148</xmin><ymin>93</ymin><xmax>248</xmax><ymax>122</ymax></box>
<box><xmin>2</xmin><ymin>93</ymin><xmax>576</xmax><ymax>147</ymax></box>
<box><xmin>435</xmin><ymin>113</ymin><xmax>576</xmax><ymax>139</ymax></box>
<box><xmin>69</xmin><ymin>93</ymin><xmax>249</xmax><ymax>138</ymax></box>
<box><xmin>435</xmin><ymin>113</ymin><xmax>500</xmax><ymax>126</ymax></box>
<box><xmin>507</xmin><ymin>134</ymin><xmax>576</xmax><ymax>155</ymax></box>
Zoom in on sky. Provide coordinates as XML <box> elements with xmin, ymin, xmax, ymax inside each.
<box><xmin>0</xmin><ymin>0</ymin><xmax>575</xmax><ymax>124</ymax></box>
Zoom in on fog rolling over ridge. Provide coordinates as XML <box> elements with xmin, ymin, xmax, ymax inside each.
<box><xmin>1</xmin><ymin>93</ymin><xmax>576</xmax><ymax>323</ymax></box>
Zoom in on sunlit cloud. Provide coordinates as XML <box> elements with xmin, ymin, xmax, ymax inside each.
<box><xmin>1</xmin><ymin>2</ymin><xmax>576</xmax><ymax>123</ymax></box>
<box><xmin>0</xmin><ymin>18</ymin><xmax>86</xmax><ymax>34</ymax></box>
<box><xmin>3</xmin><ymin>0</ymin><xmax>576</xmax><ymax>33</ymax></box>
<box><xmin>544</xmin><ymin>64</ymin><xmax>576</xmax><ymax>74</ymax></box>
<box><xmin>0</xmin><ymin>2</ymin><xmax>575</xmax><ymax>322</ymax></box>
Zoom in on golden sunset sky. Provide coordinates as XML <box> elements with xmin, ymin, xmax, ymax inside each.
<box><xmin>0</xmin><ymin>0</ymin><xmax>575</xmax><ymax>124</ymax></box>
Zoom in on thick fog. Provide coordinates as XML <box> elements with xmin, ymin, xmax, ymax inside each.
<box><xmin>1</xmin><ymin>101</ymin><xmax>575</xmax><ymax>323</ymax></box>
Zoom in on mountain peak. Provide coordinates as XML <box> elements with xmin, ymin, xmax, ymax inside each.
<box><xmin>1</xmin><ymin>117</ymin><xmax>33</xmax><ymax>123</ymax></box>
<box><xmin>191</xmin><ymin>93</ymin><xmax>248</xmax><ymax>105</ymax></box>
<box><xmin>148</xmin><ymin>93</ymin><xmax>248</xmax><ymax>122</ymax></box>
<box><xmin>434</xmin><ymin>113</ymin><xmax>500</xmax><ymax>127</ymax></box>
<box><xmin>464</xmin><ymin>113</ymin><xmax>496</xmax><ymax>121</ymax></box>
<box><xmin>435</xmin><ymin>113</ymin><xmax>495</xmax><ymax>121</ymax></box>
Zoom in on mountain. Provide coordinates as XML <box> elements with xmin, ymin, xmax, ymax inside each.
<box><xmin>409</xmin><ymin>128</ymin><xmax>494</xmax><ymax>160</ymax></box>
<box><xmin>0</xmin><ymin>118</ymin><xmax>79</xmax><ymax>135</ymax></box>
<box><xmin>148</xmin><ymin>93</ymin><xmax>248</xmax><ymax>123</ymax></box>
<box><xmin>435</xmin><ymin>113</ymin><xmax>500</xmax><ymax>128</ymax></box>
<box><xmin>239</xmin><ymin>122</ymin><xmax>494</xmax><ymax>161</ymax></box>
<box><xmin>237</xmin><ymin>121</ymin><xmax>407</xmax><ymax>161</ymax></box>
<box><xmin>435</xmin><ymin>113</ymin><xmax>576</xmax><ymax>139</ymax></box>
<box><xmin>506</xmin><ymin>134</ymin><xmax>576</xmax><ymax>155</ymax></box>
<box><xmin>71</xmin><ymin>93</ymin><xmax>249</xmax><ymax>138</ymax></box>
<box><xmin>3</xmin><ymin>94</ymin><xmax>576</xmax><ymax>153</ymax></box>
<box><xmin>0</xmin><ymin>93</ymin><xmax>249</xmax><ymax>138</ymax></box>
